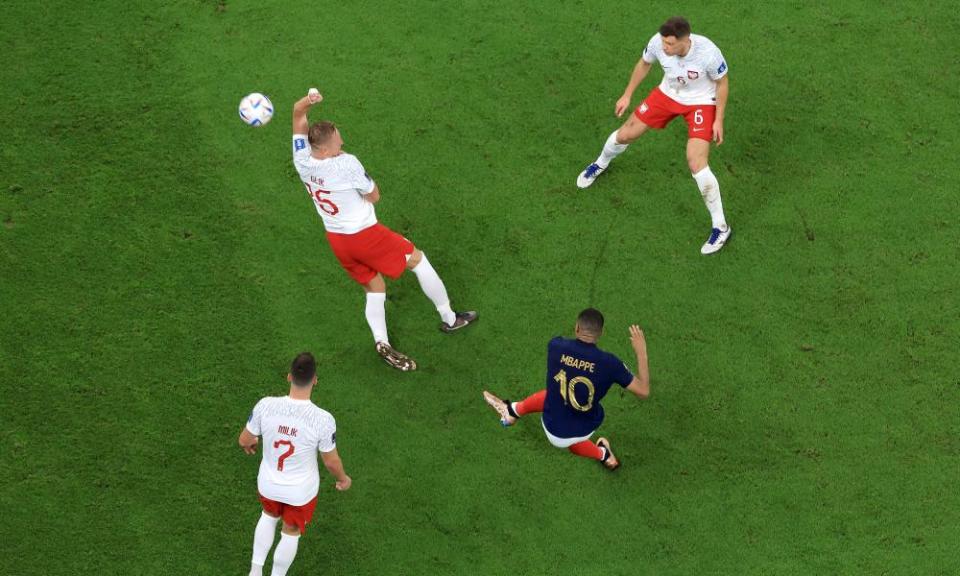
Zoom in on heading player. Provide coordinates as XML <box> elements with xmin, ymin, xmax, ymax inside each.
<box><xmin>576</xmin><ymin>16</ymin><xmax>733</xmax><ymax>255</ymax></box>
<box><xmin>292</xmin><ymin>89</ymin><xmax>477</xmax><ymax>371</ymax></box>
<box><xmin>483</xmin><ymin>308</ymin><xmax>650</xmax><ymax>470</ymax></box>
<box><xmin>238</xmin><ymin>352</ymin><xmax>351</xmax><ymax>576</ymax></box>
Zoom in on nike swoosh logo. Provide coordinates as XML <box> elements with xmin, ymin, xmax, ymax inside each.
<box><xmin>693</xmin><ymin>128</ymin><xmax>705</xmax><ymax>132</ymax></box>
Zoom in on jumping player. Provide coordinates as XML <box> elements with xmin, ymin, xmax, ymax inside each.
<box><xmin>291</xmin><ymin>89</ymin><xmax>477</xmax><ymax>371</ymax></box>
<box><xmin>576</xmin><ymin>16</ymin><xmax>733</xmax><ymax>255</ymax></box>
<box><xmin>238</xmin><ymin>352</ymin><xmax>351</xmax><ymax>576</ymax></box>
<box><xmin>483</xmin><ymin>308</ymin><xmax>650</xmax><ymax>470</ymax></box>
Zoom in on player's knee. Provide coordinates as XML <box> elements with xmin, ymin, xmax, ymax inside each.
<box><xmin>405</xmin><ymin>248</ymin><xmax>422</xmax><ymax>269</ymax></box>
<box><xmin>687</xmin><ymin>156</ymin><xmax>707</xmax><ymax>174</ymax></box>
<box><xmin>281</xmin><ymin>523</ymin><xmax>300</xmax><ymax>536</ymax></box>
<box><xmin>363</xmin><ymin>274</ymin><xmax>386</xmax><ymax>293</ymax></box>
<box><xmin>616</xmin><ymin>126</ymin><xmax>639</xmax><ymax>144</ymax></box>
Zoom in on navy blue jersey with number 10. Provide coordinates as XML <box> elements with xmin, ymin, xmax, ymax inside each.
<box><xmin>541</xmin><ymin>337</ymin><xmax>634</xmax><ymax>439</ymax></box>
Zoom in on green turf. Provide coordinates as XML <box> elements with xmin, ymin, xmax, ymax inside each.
<box><xmin>2</xmin><ymin>1</ymin><xmax>958</xmax><ymax>574</ymax></box>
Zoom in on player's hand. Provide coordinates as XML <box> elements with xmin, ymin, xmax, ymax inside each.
<box><xmin>629</xmin><ymin>325</ymin><xmax>646</xmax><ymax>353</ymax></box>
<box><xmin>615</xmin><ymin>95</ymin><xmax>632</xmax><ymax>117</ymax></box>
<box><xmin>712</xmin><ymin>119</ymin><xmax>724</xmax><ymax>145</ymax></box>
<box><xmin>307</xmin><ymin>88</ymin><xmax>323</xmax><ymax>104</ymax></box>
<box><xmin>242</xmin><ymin>438</ymin><xmax>259</xmax><ymax>455</ymax></box>
<box><xmin>335</xmin><ymin>475</ymin><xmax>352</xmax><ymax>491</ymax></box>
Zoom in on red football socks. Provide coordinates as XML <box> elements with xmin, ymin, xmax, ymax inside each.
<box><xmin>568</xmin><ymin>440</ymin><xmax>604</xmax><ymax>460</ymax></box>
<box><xmin>514</xmin><ymin>389</ymin><xmax>547</xmax><ymax>416</ymax></box>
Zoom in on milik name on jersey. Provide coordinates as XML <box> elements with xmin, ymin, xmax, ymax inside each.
<box><xmin>277</xmin><ymin>425</ymin><xmax>298</xmax><ymax>437</ymax></box>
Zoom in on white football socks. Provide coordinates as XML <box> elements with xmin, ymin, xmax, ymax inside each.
<box><xmin>270</xmin><ymin>532</ymin><xmax>300</xmax><ymax>576</ymax></box>
<box><xmin>596</xmin><ymin>130</ymin><xmax>628</xmax><ymax>168</ymax></box>
<box><xmin>250</xmin><ymin>512</ymin><xmax>279</xmax><ymax>576</ymax></box>
<box><xmin>411</xmin><ymin>254</ymin><xmax>457</xmax><ymax>326</ymax></box>
<box><xmin>365</xmin><ymin>292</ymin><xmax>389</xmax><ymax>344</ymax></box>
<box><xmin>692</xmin><ymin>166</ymin><xmax>727</xmax><ymax>230</ymax></box>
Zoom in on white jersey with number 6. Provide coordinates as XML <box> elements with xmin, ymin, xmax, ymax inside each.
<box><xmin>642</xmin><ymin>33</ymin><xmax>728</xmax><ymax>106</ymax></box>
<box><xmin>292</xmin><ymin>134</ymin><xmax>378</xmax><ymax>234</ymax></box>
<box><xmin>246</xmin><ymin>396</ymin><xmax>337</xmax><ymax>506</ymax></box>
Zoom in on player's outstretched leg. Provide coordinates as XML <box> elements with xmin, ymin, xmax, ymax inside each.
<box><xmin>577</xmin><ymin>116</ymin><xmax>650</xmax><ymax>189</ymax></box>
<box><xmin>364</xmin><ymin>274</ymin><xmax>417</xmax><ymax>371</ymax></box>
<box><xmin>595</xmin><ymin>437</ymin><xmax>620</xmax><ymax>470</ymax></box>
<box><xmin>406</xmin><ymin>250</ymin><xmax>478</xmax><ymax>333</ymax></box>
<box><xmin>483</xmin><ymin>389</ymin><xmax>547</xmax><ymax>426</ymax></box>
<box><xmin>483</xmin><ymin>391</ymin><xmax>518</xmax><ymax>426</ymax></box>
<box><xmin>577</xmin><ymin>130</ymin><xmax>623</xmax><ymax>188</ymax></box>
<box><xmin>250</xmin><ymin>512</ymin><xmax>279</xmax><ymax>576</ymax></box>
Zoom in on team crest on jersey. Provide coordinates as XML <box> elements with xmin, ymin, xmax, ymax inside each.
<box><xmin>294</xmin><ymin>138</ymin><xmax>306</xmax><ymax>151</ymax></box>
<box><xmin>639</xmin><ymin>103</ymin><xmax>649</xmax><ymax>114</ymax></box>
<box><xmin>718</xmin><ymin>61</ymin><xmax>727</xmax><ymax>74</ymax></box>
<box><xmin>331</xmin><ymin>432</ymin><xmax>336</xmax><ymax>444</ymax></box>
<box><xmin>687</xmin><ymin>70</ymin><xmax>699</xmax><ymax>80</ymax></box>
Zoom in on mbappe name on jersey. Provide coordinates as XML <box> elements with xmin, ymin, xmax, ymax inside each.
<box><xmin>559</xmin><ymin>354</ymin><xmax>596</xmax><ymax>373</ymax></box>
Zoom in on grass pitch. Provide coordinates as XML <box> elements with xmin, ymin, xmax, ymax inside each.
<box><xmin>2</xmin><ymin>1</ymin><xmax>958</xmax><ymax>574</ymax></box>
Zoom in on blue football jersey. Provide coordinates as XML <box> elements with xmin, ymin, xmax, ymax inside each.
<box><xmin>541</xmin><ymin>337</ymin><xmax>634</xmax><ymax>439</ymax></box>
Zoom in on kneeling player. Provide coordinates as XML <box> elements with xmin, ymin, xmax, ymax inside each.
<box><xmin>483</xmin><ymin>308</ymin><xmax>649</xmax><ymax>469</ymax></box>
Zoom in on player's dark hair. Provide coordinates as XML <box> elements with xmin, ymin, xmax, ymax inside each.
<box><xmin>290</xmin><ymin>352</ymin><xmax>317</xmax><ymax>387</ymax></box>
<box><xmin>308</xmin><ymin>121</ymin><xmax>337</xmax><ymax>148</ymax></box>
<box><xmin>659</xmin><ymin>16</ymin><xmax>691</xmax><ymax>39</ymax></box>
<box><xmin>577</xmin><ymin>308</ymin><xmax>605</xmax><ymax>335</ymax></box>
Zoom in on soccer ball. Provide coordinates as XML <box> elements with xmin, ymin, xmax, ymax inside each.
<box><xmin>238</xmin><ymin>93</ymin><xmax>274</xmax><ymax>126</ymax></box>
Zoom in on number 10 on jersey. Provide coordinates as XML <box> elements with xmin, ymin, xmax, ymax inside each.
<box><xmin>554</xmin><ymin>369</ymin><xmax>595</xmax><ymax>412</ymax></box>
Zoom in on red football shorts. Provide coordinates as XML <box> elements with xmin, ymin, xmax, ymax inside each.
<box><xmin>258</xmin><ymin>493</ymin><xmax>318</xmax><ymax>534</ymax></box>
<box><xmin>634</xmin><ymin>87</ymin><xmax>716</xmax><ymax>141</ymax></box>
<box><xmin>325</xmin><ymin>223</ymin><xmax>415</xmax><ymax>285</ymax></box>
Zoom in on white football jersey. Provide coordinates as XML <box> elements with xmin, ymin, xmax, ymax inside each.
<box><xmin>642</xmin><ymin>33</ymin><xmax>728</xmax><ymax>106</ymax></box>
<box><xmin>292</xmin><ymin>134</ymin><xmax>378</xmax><ymax>234</ymax></box>
<box><xmin>246</xmin><ymin>396</ymin><xmax>337</xmax><ymax>506</ymax></box>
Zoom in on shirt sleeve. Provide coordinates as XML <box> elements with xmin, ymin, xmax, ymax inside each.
<box><xmin>317</xmin><ymin>415</ymin><xmax>337</xmax><ymax>453</ymax></box>
<box><xmin>245</xmin><ymin>398</ymin><xmax>265</xmax><ymax>436</ymax></box>
<box><xmin>348</xmin><ymin>157</ymin><xmax>376</xmax><ymax>195</ymax></box>
<box><xmin>642</xmin><ymin>34</ymin><xmax>660</xmax><ymax>64</ymax></box>
<box><xmin>706</xmin><ymin>47</ymin><xmax>728</xmax><ymax>80</ymax></box>
<box><xmin>292</xmin><ymin>134</ymin><xmax>310</xmax><ymax>168</ymax></box>
<box><xmin>611</xmin><ymin>356</ymin><xmax>635</xmax><ymax>388</ymax></box>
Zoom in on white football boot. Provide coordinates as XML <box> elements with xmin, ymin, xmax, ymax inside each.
<box><xmin>700</xmin><ymin>225</ymin><xmax>732</xmax><ymax>255</ymax></box>
<box><xmin>576</xmin><ymin>163</ymin><xmax>606</xmax><ymax>189</ymax></box>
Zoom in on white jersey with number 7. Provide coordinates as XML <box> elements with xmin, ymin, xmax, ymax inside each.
<box><xmin>246</xmin><ymin>396</ymin><xmax>337</xmax><ymax>506</ymax></box>
<box><xmin>292</xmin><ymin>134</ymin><xmax>378</xmax><ymax>235</ymax></box>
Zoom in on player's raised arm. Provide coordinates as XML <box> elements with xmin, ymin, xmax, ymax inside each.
<box><xmin>292</xmin><ymin>88</ymin><xmax>323</xmax><ymax>134</ymax></box>
<box><xmin>320</xmin><ymin>449</ymin><xmax>352</xmax><ymax>491</ymax></box>
<box><xmin>625</xmin><ymin>325</ymin><xmax>650</xmax><ymax>398</ymax></box>
<box><xmin>712</xmin><ymin>75</ymin><xmax>728</xmax><ymax>145</ymax></box>
<box><xmin>615</xmin><ymin>59</ymin><xmax>653</xmax><ymax>117</ymax></box>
